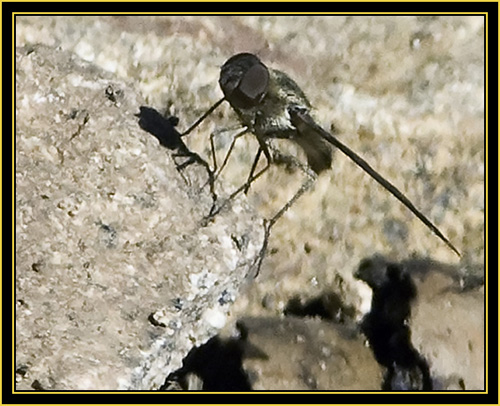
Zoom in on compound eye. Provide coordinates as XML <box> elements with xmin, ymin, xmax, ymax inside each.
<box><xmin>237</xmin><ymin>63</ymin><xmax>269</xmax><ymax>105</ymax></box>
<box><xmin>222</xmin><ymin>63</ymin><xmax>269</xmax><ymax>109</ymax></box>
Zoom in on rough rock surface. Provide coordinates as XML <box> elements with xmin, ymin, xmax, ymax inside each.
<box><xmin>15</xmin><ymin>44</ymin><xmax>264</xmax><ymax>390</ymax></box>
<box><xmin>408</xmin><ymin>261</ymin><xmax>484</xmax><ymax>390</ymax></box>
<box><xmin>240</xmin><ymin>317</ymin><xmax>383</xmax><ymax>390</ymax></box>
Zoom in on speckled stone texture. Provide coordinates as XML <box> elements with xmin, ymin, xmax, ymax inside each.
<box><xmin>15</xmin><ymin>44</ymin><xmax>264</xmax><ymax>390</ymax></box>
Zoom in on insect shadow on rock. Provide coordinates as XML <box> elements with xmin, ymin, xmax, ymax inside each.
<box><xmin>136</xmin><ymin>106</ymin><xmax>217</xmax><ymax>208</ymax></box>
<box><xmin>181</xmin><ymin>53</ymin><xmax>461</xmax><ymax>263</ymax></box>
<box><xmin>355</xmin><ymin>256</ymin><xmax>433</xmax><ymax>390</ymax></box>
<box><xmin>160</xmin><ymin>322</ymin><xmax>267</xmax><ymax>391</ymax></box>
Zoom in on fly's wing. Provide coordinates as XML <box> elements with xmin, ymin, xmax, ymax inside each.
<box><xmin>288</xmin><ymin>106</ymin><xmax>460</xmax><ymax>257</ymax></box>
<box><xmin>293</xmin><ymin>121</ymin><xmax>333</xmax><ymax>174</ymax></box>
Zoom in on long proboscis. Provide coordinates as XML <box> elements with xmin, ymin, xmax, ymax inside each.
<box><xmin>289</xmin><ymin>108</ymin><xmax>461</xmax><ymax>257</ymax></box>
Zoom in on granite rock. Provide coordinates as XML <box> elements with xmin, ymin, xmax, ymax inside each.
<box><xmin>15</xmin><ymin>44</ymin><xmax>265</xmax><ymax>390</ymax></box>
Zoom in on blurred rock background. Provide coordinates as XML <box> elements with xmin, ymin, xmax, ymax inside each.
<box><xmin>16</xmin><ymin>15</ymin><xmax>484</xmax><ymax>390</ymax></box>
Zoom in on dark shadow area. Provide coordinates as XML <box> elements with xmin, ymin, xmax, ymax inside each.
<box><xmin>136</xmin><ymin>106</ymin><xmax>215</xmax><ymax>174</ymax></box>
<box><xmin>400</xmin><ymin>256</ymin><xmax>484</xmax><ymax>292</ymax></box>
<box><xmin>136</xmin><ymin>106</ymin><xmax>217</xmax><ymax>206</ymax></box>
<box><xmin>136</xmin><ymin>106</ymin><xmax>185</xmax><ymax>151</ymax></box>
<box><xmin>284</xmin><ymin>291</ymin><xmax>356</xmax><ymax>324</ymax></box>
<box><xmin>355</xmin><ymin>256</ymin><xmax>432</xmax><ymax>390</ymax></box>
<box><xmin>160</xmin><ymin>323</ymin><xmax>267</xmax><ymax>391</ymax></box>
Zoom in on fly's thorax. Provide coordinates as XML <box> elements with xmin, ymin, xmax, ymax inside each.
<box><xmin>269</xmin><ymin>69</ymin><xmax>311</xmax><ymax>108</ymax></box>
<box><xmin>256</xmin><ymin>69</ymin><xmax>313</xmax><ymax>139</ymax></box>
<box><xmin>231</xmin><ymin>69</ymin><xmax>313</xmax><ymax>140</ymax></box>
